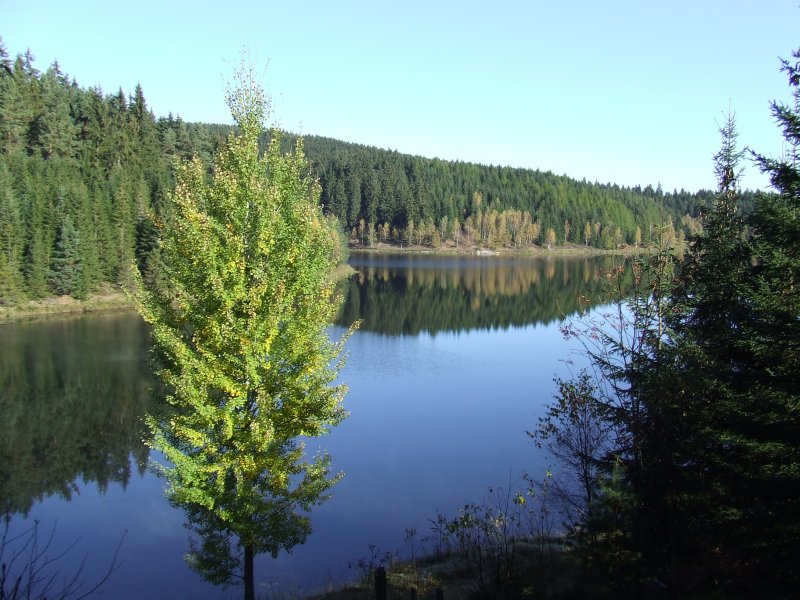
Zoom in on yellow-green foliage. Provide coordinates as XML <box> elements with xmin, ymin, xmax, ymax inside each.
<box><xmin>132</xmin><ymin>61</ymin><xmax>353</xmax><ymax>559</ymax></box>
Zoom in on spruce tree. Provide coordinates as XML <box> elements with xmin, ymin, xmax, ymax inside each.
<box><xmin>661</xmin><ymin>54</ymin><xmax>800</xmax><ymax>596</ymax></box>
<box><xmin>668</xmin><ymin>111</ymin><xmax>754</xmax><ymax>593</ymax></box>
<box><xmin>49</xmin><ymin>214</ymin><xmax>83</xmax><ymax>298</ymax></box>
<box><xmin>737</xmin><ymin>48</ymin><xmax>800</xmax><ymax>592</ymax></box>
<box><xmin>34</xmin><ymin>63</ymin><xmax>79</xmax><ymax>160</ymax></box>
<box><xmin>0</xmin><ymin>162</ymin><xmax>24</xmax><ymax>302</ymax></box>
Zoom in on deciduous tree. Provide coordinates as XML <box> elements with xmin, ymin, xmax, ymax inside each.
<box><xmin>132</xmin><ymin>61</ymin><xmax>353</xmax><ymax>600</ymax></box>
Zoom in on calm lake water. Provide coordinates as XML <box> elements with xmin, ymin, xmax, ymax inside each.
<box><xmin>0</xmin><ymin>253</ymin><xmax>626</xmax><ymax>599</ymax></box>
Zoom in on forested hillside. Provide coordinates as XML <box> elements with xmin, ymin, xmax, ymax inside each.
<box><xmin>0</xmin><ymin>42</ymin><xmax>736</xmax><ymax>303</ymax></box>
<box><xmin>305</xmin><ymin>135</ymin><xmax>720</xmax><ymax>250</ymax></box>
<box><xmin>0</xmin><ymin>44</ymin><xmax>225</xmax><ymax>303</ymax></box>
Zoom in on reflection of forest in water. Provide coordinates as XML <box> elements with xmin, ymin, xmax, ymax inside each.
<box><xmin>338</xmin><ymin>254</ymin><xmax>632</xmax><ymax>335</ymax></box>
<box><xmin>0</xmin><ymin>256</ymin><xmax>631</xmax><ymax>516</ymax></box>
<box><xmin>0</xmin><ymin>312</ymin><xmax>155</xmax><ymax>516</ymax></box>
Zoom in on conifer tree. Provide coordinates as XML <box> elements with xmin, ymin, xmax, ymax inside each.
<box><xmin>35</xmin><ymin>64</ymin><xmax>79</xmax><ymax>160</ymax></box>
<box><xmin>735</xmin><ymin>48</ymin><xmax>800</xmax><ymax>592</ymax></box>
<box><xmin>22</xmin><ymin>188</ymin><xmax>51</xmax><ymax>299</ymax></box>
<box><xmin>49</xmin><ymin>214</ymin><xmax>83</xmax><ymax>298</ymax></box>
<box><xmin>675</xmin><ymin>57</ymin><xmax>800</xmax><ymax>595</ymax></box>
<box><xmin>543</xmin><ymin>52</ymin><xmax>800</xmax><ymax>597</ymax></box>
<box><xmin>0</xmin><ymin>163</ymin><xmax>24</xmax><ymax>302</ymax></box>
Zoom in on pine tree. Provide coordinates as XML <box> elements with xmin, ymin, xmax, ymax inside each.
<box><xmin>0</xmin><ymin>52</ymin><xmax>32</xmax><ymax>155</ymax></box>
<box><xmin>22</xmin><ymin>184</ymin><xmax>51</xmax><ymax>299</ymax></box>
<box><xmin>676</xmin><ymin>111</ymin><xmax>750</xmax><ymax>355</ymax></box>
<box><xmin>34</xmin><ymin>63</ymin><xmax>79</xmax><ymax>160</ymax></box>
<box><xmin>547</xmin><ymin>243</ymin><xmax>690</xmax><ymax>597</ymax></box>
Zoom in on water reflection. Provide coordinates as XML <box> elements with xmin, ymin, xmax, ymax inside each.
<box><xmin>338</xmin><ymin>253</ymin><xmax>631</xmax><ymax>335</ymax></box>
<box><xmin>0</xmin><ymin>312</ymin><xmax>155</xmax><ymax>516</ymax></box>
<box><xmin>0</xmin><ymin>255</ymin><xmax>635</xmax><ymax>598</ymax></box>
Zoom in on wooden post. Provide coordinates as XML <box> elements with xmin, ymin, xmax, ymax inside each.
<box><xmin>435</xmin><ymin>588</ymin><xmax>444</xmax><ymax>600</ymax></box>
<box><xmin>375</xmin><ymin>567</ymin><xmax>387</xmax><ymax>600</ymax></box>
<box><xmin>409</xmin><ymin>588</ymin><xmax>416</xmax><ymax>600</ymax></box>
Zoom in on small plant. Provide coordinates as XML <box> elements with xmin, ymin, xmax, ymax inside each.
<box><xmin>403</xmin><ymin>528</ymin><xmax>418</xmax><ymax>564</ymax></box>
<box><xmin>425</xmin><ymin>512</ymin><xmax>453</xmax><ymax>558</ymax></box>
<box><xmin>424</xmin><ymin>484</ymin><xmax>531</xmax><ymax>591</ymax></box>
<box><xmin>347</xmin><ymin>543</ymin><xmax>393</xmax><ymax>587</ymax></box>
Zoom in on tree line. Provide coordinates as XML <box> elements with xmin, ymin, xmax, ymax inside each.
<box><xmin>308</xmin><ymin>134</ymin><xmax>738</xmax><ymax>252</ymax></box>
<box><xmin>0</xmin><ymin>40</ymin><xmax>749</xmax><ymax>304</ymax></box>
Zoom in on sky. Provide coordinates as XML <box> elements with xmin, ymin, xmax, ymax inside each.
<box><xmin>4</xmin><ymin>1</ymin><xmax>799</xmax><ymax>192</ymax></box>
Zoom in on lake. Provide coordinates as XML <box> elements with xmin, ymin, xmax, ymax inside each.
<box><xmin>0</xmin><ymin>253</ymin><xmax>626</xmax><ymax>599</ymax></box>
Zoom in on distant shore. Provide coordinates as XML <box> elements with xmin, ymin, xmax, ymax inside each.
<box><xmin>348</xmin><ymin>239</ymin><xmax>648</xmax><ymax>258</ymax></box>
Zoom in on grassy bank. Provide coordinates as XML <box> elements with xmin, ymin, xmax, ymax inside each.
<box><xmin>0</xmin><ymin>288</ymin><xmax>135</xmax><ymax>323</ymax></box>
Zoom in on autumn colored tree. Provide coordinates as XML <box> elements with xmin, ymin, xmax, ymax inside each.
<box><xmin>544</xmin><ymin>227</ymin><xmax>557</xmax><ymax>249</ymax></box>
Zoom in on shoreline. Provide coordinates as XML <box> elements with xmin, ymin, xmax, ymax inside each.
<box><xmin>348</xmin><ymin>239</ymin><xmax>648</xmax><ymax>258</ymax></box>
<box><xmin>0</xmin><ymin>292</ymin><xmax>136</xmax><ymax>324</ymax></box>
<box><xmin>0</xmin><ymin>263</ymin><xmax>359</xmax><ymax>324</ymax></box>
<box><xmin>0</xmin><ymin>245</ymin><xmax>644</xmax><ymax>323</ymax></box>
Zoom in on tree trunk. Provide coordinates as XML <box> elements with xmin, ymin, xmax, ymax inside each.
<box><xmin>244</xmin><ymin>543</ymin><xmax>254</xmax><ymax>600</ymax></box>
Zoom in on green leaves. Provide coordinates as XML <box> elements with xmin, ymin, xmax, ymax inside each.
<box><xmin>132</xmin><ymin>60</ymin><xmax>353</xmax><ymax>591</ymax></box>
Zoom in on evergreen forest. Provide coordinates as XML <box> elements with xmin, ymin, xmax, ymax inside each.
<box><xmin>0</xmin><ymin>40</ymin><xmax>748</xmax><ymax>305</ymax></box>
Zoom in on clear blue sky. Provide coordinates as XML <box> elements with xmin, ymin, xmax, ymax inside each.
<box><xmin>4</xmin><ymin>1</ymin><xmax>799</xmax><ymax>192</ymax></box>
